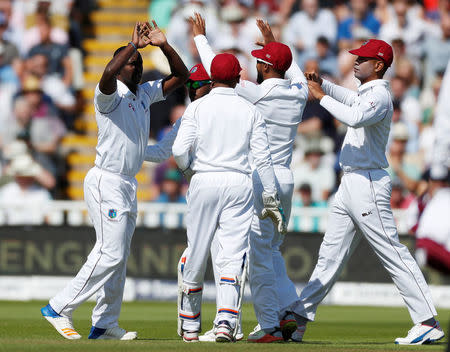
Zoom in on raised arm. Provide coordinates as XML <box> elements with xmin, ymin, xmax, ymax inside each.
<box><xmin>172</xmin><ymin>108</ymin><xmax>197</xmax><ymax>172</ymax></box>
<box><xmin>145</xmin><ymin>20</ymin><xmax>189</xmax><ymax>97</ymax></box>
<box><xmin>145</xmin><ymin>118</ymin><xmax>181</xmax><ymax>163</ymax></box>
<box><xmin>255</xmin><ymin>19</ymin><xmax>307</xmax><ymax>86</ymax></box>
<box><xmin>250</xmin><ymin>110</ymin><xmax>276</xmax><ymax>195</ymax></box>
<box><xmin>99</xmin><ymin>22</ymin><xmax>149</xmax><ymax>95</ymax></box>
<box><xmin>191</xmin><ymin>13</ymin><xmax>215</xmax><ymax>76</ymax></box>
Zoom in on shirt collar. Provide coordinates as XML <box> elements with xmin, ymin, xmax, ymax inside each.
<box><xmin>260</xmin><ymin>77</ymin><xmax>290</xmax><ymax>87</ymax></box>
<box><xmin>117</xmin><ymin>79</ymin><xmax>139</xmax><ymax>99</ymax></box>
<box><xmin>357</xmin><ymin>79</ymin><xmax>390</xmax><ymax>93</ymax></box>
<box><xmin>209</xmin><ymin>87</ymin><xmax>237</xmax><ymax>95</ymax></box>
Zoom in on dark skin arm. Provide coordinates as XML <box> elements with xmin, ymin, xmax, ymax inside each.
<box><xmin>99</xmin><ymin>22</ymin><xmax>150</xmax><ymax>95</ymax></box>
<box><xmin>145</xmin><ymin>20</ymin><xmax>189</xmax><ymax>96</ymax></box>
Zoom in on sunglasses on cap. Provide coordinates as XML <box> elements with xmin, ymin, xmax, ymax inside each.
<box><xmin>186</xmin><ymin>80</ymin><xmax>211</xmax><ymax>89</ymax></box>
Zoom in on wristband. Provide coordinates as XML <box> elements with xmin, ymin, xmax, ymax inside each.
<box><xmin>129</xmin><ymin>41</ymin><xmax>137</xmax><ymax>51</ymax></box>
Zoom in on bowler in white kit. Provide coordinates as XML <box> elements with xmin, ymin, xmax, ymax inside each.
<box><xmin>40</xmin><ymin>21</ymin><xmax>188</xmax><ymax>340</ymax></box>
<box><xmin>290</xmin><ymin>39</ymin><xmax>445</xmax><ymax>345</ymax></box>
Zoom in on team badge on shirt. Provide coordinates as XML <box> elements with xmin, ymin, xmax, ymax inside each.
<box><xmin>108</xmin><ymin>209</ymin><xmax>117</xmax><ymax>219</ymax></box>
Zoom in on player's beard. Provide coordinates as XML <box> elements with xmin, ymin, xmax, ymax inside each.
<box><xmin>257</xmin><ymin>70</ymin><xmax>264</xmax><ymax>84</ymax></box>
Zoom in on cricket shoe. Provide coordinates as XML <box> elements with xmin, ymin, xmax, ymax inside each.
<box><xmin>280</xmin><ymin>312</ymin><xmax>297</xmax><ymax>341</ymax></box>
<box><xmin>88</xmin><ymin>326</ymin><xmax>137</xmax><ymax>340</ymax></box>
<box><xmin>199</xmin><ymin>328</ymin><xmax>243</xmax><ymax>342</ymax></box>
<box><xmin>182</xmin><ymin>331</ymin><xmax>199</xmax><ymax>342</ymax></box>
<box><xmin>215</xmin><ymin>320</ymin><xmax>234</xmax><ymax>342</ymax></box>
<box><xmin>247</xmin><ymin>327</ymin><xmax>284</xmax><ymax>343</ymax></box>
<box><xmin>395</xmin><ymin>322</ymin><xmax>444</xmax><ymax>345</ymax></box>
<box><xmin>41</xmin><ymin>304</ymin><xmax>81</xmax><ymax>340</ymax></box>
<box><xmin>291</xmin><ymin>324</ymin><xmax>306</xmax><ymax>342</ymax></box>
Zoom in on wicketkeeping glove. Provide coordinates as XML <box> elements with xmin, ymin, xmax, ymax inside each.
<box><xmin>260</xmin><ymin>191</ymin><xmax>287</xmax><ymax>234</ymax></box>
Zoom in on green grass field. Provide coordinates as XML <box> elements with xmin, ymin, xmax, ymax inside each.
<box><xmin>0</xmin><ymin>301</ymin><xmax>447</xmax><ymax>351</ymax></box>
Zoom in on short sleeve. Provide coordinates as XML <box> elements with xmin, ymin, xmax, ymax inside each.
<box><xmin>140</xmin><ymin>79</ymin><xmax>165</xmax><ymax>105</ymax></box>
<box><xmin>94</xmin><ymin>84</ymin><xmax>121</xmax><ymax>114</ymax></box>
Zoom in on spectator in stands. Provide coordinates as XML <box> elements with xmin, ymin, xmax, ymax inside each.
<box><xmin>337</xmin><ymin>0</ymin><xmax>380</xmax><ymax>50</ymax></box>
<box><xmin>422</xmin><ymin>13</ymin><xmax>450</xmax><ymax>87</ymax></box>
<box><xmin>0</xmin><ymin>10</ymin><xmax>21</xmax><ymax>77</ymax></box>
<box><xmin>391</xmin><ymin>179</ymin><xmax>410</xmax><ymax>209</ymax></box>
<box><xmin>390</xmin><ymin>75</ymin><xmax>420</xmax><ymax>152</ymax></box>
<box><xmin>28</xmin><ymin>15</ymin><xmax>72</xmax><ymax>87</ymax></box>
<box><xmin>379</xmin><ymin>0</ymin><xmax>440</xmax><ymax>77</ymax></box>
<box><xmin>293</xmin><ymin>183</ymin><xmax>327</xmax><ymax>208</ymax></box>
<box><xmin>150</xmin><ymin>157</ymin><xmax>188</xmax><ymax>201</ymax></box>
<box><xmin>387</xmin><ymin>122</ymin><xmax>421</xmax><ymax>195</ymax></box>
<box><xmin>415</xmin><ymin>170</ymin><xmax>450</xmax><ymax>274</ymax></box>
<box><xmin>23</xmin><ymin>1</ymin><xmax>68</xmax><ymax>53</ymax></box>
<box><xmin>293</xmin><ymin>137</ymin><xmax>335</xmax><ymax>203</ymax></box>
<box><xmin>20</xmin><ymin>75</ymin><xmax>66</xmax><ymax>177</ymax></box>
<box><xmin>0</xmin><ymin>152</ymin><xmax>52</xmax><ymax>225</ymax></box>
<box><xmin>395</xmin><ymin>57</ymin><xmax>420</xmax><ymax>99</ymax></box>
<box><xmin>26</xmin><ymin>53</ymin><xmax>77</xmax><ymax>128</ymax></box>
<box><xmin>283</xmin><ymin>0</ymin><xmax>337</xmax><ymax>68</ymax></box>
<box><xmin>1</xmin><ymin>139</ymin><xmax>55</xmax><ymax>190</ymax></box>
<box><xmin>155</xmin><ymin>168</ymin><xmax>186</xmax><ymax>203</ymax></box>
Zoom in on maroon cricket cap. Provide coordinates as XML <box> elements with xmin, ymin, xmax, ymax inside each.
<box><xmin>210</xmin><ymin>53</ymin><xmax>242</xmax><ymax>81</ymax></box>
<box><xmin>251</xmin><ymin>42</ymin><xmax>292</xmax><ymax>72</ymax></box>
<box><xmin>188</xmin><ymin>63</ymin><xmax>210</xmax><ymax>81</ymax></box>
<box><xmin>349</xmin><ymin>39</ymin><xmax>394</xmax><ymax>67</ymax></box>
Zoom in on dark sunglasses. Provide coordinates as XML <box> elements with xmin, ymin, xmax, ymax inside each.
<box><xmin>186</xmin><ymin>80</ymin><xmax>211</xmax><ymax>89</ymax></box>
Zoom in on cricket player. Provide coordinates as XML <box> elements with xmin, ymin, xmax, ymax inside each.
<box><xmin>172</xmin><ymin>52</ymin><xmax>286</xmax><ymax>342</ymax></box>
<box><xmin>40</xmin><ymin>21</ymin><xmax>189</xmax><ymax>340</ymax></box>
<box><xmin>290</xmin><ymin>39</ymin><xmax>444</xmax><ymax>345</ymax></box>
<box><xmin>191</xmin><ymin>14</ymin><xmax>308</xmax><ymax>342</ymax></box>
<box><xmin>144</xmin><ymin>64</ymin><xmax>245</xmax><ymax>342</ymax></box>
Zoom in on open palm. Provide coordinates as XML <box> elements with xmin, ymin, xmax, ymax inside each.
<box><xmin>145</xmin><ymin>20</ymin><xmax>167</xmax><ymax>47</ymax></box>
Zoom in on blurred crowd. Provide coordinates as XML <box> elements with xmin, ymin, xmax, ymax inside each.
<box><xmin>0</xmin><ymin>0</ymin><xmax>95</xmax><ymax>209</ymax></box>
<box><xmin>0</xmin><ymin>0</ymin><xmax>448</xmax><ymax>237</ymax></box>
<box><xmin>146</xmin><ymin>0</ymin><xmax>450</xmax><ymax>225</ymax></box>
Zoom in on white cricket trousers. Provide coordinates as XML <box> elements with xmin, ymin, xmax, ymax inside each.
<box><xmin>292</xmin><ymin>169</ymin><xmax>437</xmax><ymax>324</ymax></box>
<box><xmin>249</xmin><ymin>166</ymin><xmax>298</xmax><ymax>330</ymax></box>
<box><xmin>50</xmin><ymin>166</ymin><xmax>137</xmax><ymax>329</ymax></box>
<box><xmin>180</xmin><ymin>172</ymin><xmax>253</xmax><ymax>332</ymax></box>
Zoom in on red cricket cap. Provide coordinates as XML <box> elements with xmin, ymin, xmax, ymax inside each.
<box><xmin>349</xmin><ymin>39</ymin><xmax>394</xmax><ymax>67</ymax></box>
<box><xmin>188</xmin><ymin>63</ymin><xmax>210</xmax><ymax>81</ymax></box>
<box><xmin>210</xmin><ymin>53</ymin><xmax>242</xmax><ymax>81</ymax></box>
<box><xmin>251</xmin><ymin>42</ymin><xmax>292</xmax><ymax>72</ymax></box>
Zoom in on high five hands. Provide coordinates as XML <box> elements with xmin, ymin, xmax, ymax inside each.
<box><xmin>131</xmin><ymin>20</ymin><xmax>167</xmax><ymax>49</ymax></box>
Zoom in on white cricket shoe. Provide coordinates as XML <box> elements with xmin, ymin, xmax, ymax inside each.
<box><xmin>41</xmin><ymin>304</ymin><xmax>81</xmax><ymax>340</ymax></box>
<box><xmin>248</xmin><ymin>324</ymin><xmax>261</xmax><ymax>337</ymax></box>
<box><xmin>182</xmin><ymin>331</ymin><xmax>199</xmax><ymax>343</ymax></box>
<box><xmin>199</xmin><ymin>327</ymin><xmax>244</xmax><ymax>342</ymax></box>
<box><xmin>395</xmin><ymin>322</ymin><xmax>444</xmax><ymax>345</ymax></box>
<box><xmin>291</xmin><ymin>324</ymin><xmax>306</xmax><ymax>342</ymax></box>
<box><xmin>215</xmin><ymin>321</ymin><xmax>234</xmax><ymax>342</ymax></box>
<box><xmin>88</xmin><ymin>326</ymin><xmax>137</xmax><ymax>340</ymax></box>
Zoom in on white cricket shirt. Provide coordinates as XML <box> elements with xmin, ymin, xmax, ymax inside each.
<box><xmin>94</xmin><ymin>79</ymin><xmax>165</xmax><ymax>177</ymax></box>
<box><xmin>320</xmin><ymin>79</ymin><xmax>393</xmax><ymax>171</ymax></box>
<box><xmin>194</xmin><ymin>34</ymin><xmax>308</xmax><ymax>168</ymax></box>
<box><xmin>172</xmin><ymin>87</ymin><xmax>276</xmax><ymax>194</ymax></box>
